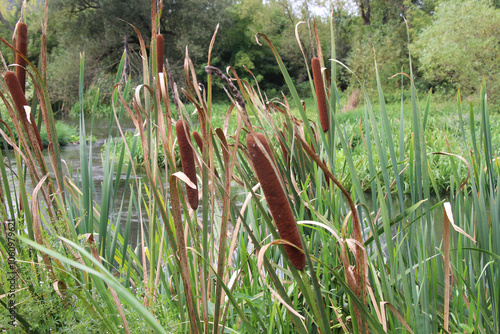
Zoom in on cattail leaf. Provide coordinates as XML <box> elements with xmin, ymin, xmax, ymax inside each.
<box><xmin>171</xmin><ymin>171</ymin><xmax>197</xmax><ymax>189</ymax></box>
<box><xmin>443</xmin><ymin>202</ymin><xmax>452</xmax><ymax>332</ymax></box>
<box><xmin>19</xmin><ymin>236</ymin><xmax>167</xmax><ymax>334</ymax></box>
<box><xmin>429</xmin><ymin>152</ymin><xmax>470</xmax><ymax>195</ymax></box>
<box><xmin>169</xmin><ymin>174</ymin><xmax>201</xmax><ymax>334</ymax></box>
<box><xmin>381</xmin><ymin>302</ymin><xmax>415</xmax><ymax>334</ymax></box>
<box><xmin>226</xmin><ymin>183</ymin><xmax>260</xmax><ymax>272</ymax></box>
<box><xmin>297</xmin><ymin>220</ymin><xmax>342</xmax><ymax>244</ymax></box>
<box><xmin>444</xmin><ymin>201</ymin><xmax>475</xmax><ymax>243</ymax></box>
<box><xmin>86</xmin><ymin>234</ymin><xmax>131</xmax><ymax>333</ymax></box>
<box><xmin>256</xmin><ymin>240</ymin><xmax>306</xmax><ymax>321</ymax></box>
<box><xmin>31</xmin><ymin>173</ymin><xmax>55</xmax><ymax>280</ymax></box>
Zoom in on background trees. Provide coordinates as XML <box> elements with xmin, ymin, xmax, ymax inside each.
<box><xmin>4</xmin><ymin>0</ymin><xmax>500</xmax><ymax>110</ymax></box>
<box><xmin>414</xmin><ymin>0</ymin><xmax>500</xmax><ymax>100</ymax></box>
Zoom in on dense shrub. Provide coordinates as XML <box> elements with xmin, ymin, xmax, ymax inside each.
<box><xmin>414</xmin><ymin>0</ymin><xmax>500</xmax><ymax>102</ymax></box>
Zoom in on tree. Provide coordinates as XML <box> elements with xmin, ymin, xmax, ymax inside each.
<box><xmin>357</xmin><ymin>0</ymin><xmax>370</xmax><ymax>25</ymax></box>
<box><xmin>414</xmin><ymin>0</ymin><xmax>500</xmax><ymax>101</ymax></box>
<box><xmin>45</xmin><ymin>0</ymin><xmax>240</xmax><ymax>106</ymax></box>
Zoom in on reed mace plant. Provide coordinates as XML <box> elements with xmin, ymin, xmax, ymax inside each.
<box><xmin>14</xmin><ymin>21</ymin><xmax>39</xmax><ymax>136</ymax></box>
<box><xmin>192</xmin><ymin>130</ymin><xmax>203</xmax><ymax>151</ymax></box>
<box><xmin>15</xmin><ymin>21</ymin><xmax>28</xmax><ymax>92</ymax></box>
<box><xmin>4</xmin><ymin>71</ymin><xmax>43</xmax><ymax>151</ymax></box>
<box><xmin>5</xmin><ymin>5</ymin><xmax>500</xmax><ymax>333</ymax></box>
<box><xmin>176</xmin><ymin>119</ymin><xmax>198</xmax><ymax>210</ymax></box>
<box><xmin>156</xmin><ymin>33</ymin><xmax>164</xmax><ymax>73</ymax></box>
<box><xmin>247</xmin><ymin>132</ymin><xmax>305</xmax><ymax>270</ymax></box>
<box><xmin>311</xmin><ymin>57</ymin><xmax>328</xmax><ymax>132</ymax></box>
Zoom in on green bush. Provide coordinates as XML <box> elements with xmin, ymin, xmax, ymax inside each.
<box><xmin>414</xmin><ymin>0</ymin><xmax>500</xmax><ymax>102</ymax></box>
<box><xmin>0</xmin><ymin>105</ymin><xmax>78</xmax><ymax>147</ymax></box>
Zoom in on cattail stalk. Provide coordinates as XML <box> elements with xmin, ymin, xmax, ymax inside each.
<box><xmin>176</xmin><ymin>120</ymin><xmax>198</xmax><ymax>210</ymax></box>
<box><xmin>311</xmin><ymin>57</ymin><xmax>329</xmax><ymax>132</ymax></box>
<box><xmin>156</xmin><ymin>34</ymin><xmax>164</xmax><ymax>74</ymax></box>
<box><xmin>4</xmin><ymin>71</ymin><xmax>43</xmax><ymax>151</ymax></box>
<box><xmin>247</xmin><ymin>132</ymin><xmax>305</xmax><ymax>270</ymax></box>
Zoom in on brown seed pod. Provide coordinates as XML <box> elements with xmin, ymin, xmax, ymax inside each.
<box><xmin>15</xmin><ymin>22</ymin><xmax>28</xmax><ymax>93</ymax></box>
<box><xmin>311</xmin><ymin>57</ymin><xmax>329</xmax><ymax>132</ymax></box>
<box><xmin>176</xmin><ymin>120</ymin><xmax>198</xmax><ymax>210</ymax></box>
<box><xmin>247</xmin><ymin>132</ymin><xmax>305</xmax><ymax>270</ymax></box>
<box><xmin>4</xmin><ymin>71</ymin><xmax>43</xmax><ymax>151</ymax></box>
<box><xmin>156</xmin><ymin>34</ymin><xmax>164</xmax><ymax>74</ymax></box>
<box><xmin>192</xmin><ymin>131</ymin><xmax>203</xmax><ymax>152</ymax></box>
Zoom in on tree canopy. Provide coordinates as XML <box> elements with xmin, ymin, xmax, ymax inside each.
<box><xmin>3</xmin><ymin>0</ymin><xmax>500</xmax><ymax>108</ymax></box>
<box><xmin>414</xmin><ymin>0</ymin><xmax>500</xmax><ymax>99</ymax></box>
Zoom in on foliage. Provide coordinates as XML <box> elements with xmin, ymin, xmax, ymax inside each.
<box><xmin>414</xmin><ymin>0</ymin><xmax>500</xmax><ymax>101</ymax></box>
<box><xmin>40</xmin><ymin>121</ymin><xmax>78</xmax><ymax>146</ymax></box>
<box><xmin>346</xmin><ymin>23</ymin><xmax>407</xmax><ymax>95</ymax></box>
<box><xmin>1</xmin><ymin>3</ymin><xmax>500</xmax><ymax>334</ymax></box>
<box><xmin>0</xmin><ymin>105</ymin><xmax>77</xmax><ymax>147</ymax></box>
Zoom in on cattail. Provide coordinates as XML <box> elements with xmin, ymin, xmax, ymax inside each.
<box><xmin>13</xmin><ymin>23</ymin><xmax>40</xmax><ymax>149</ymax></box>
<box><xmin>311</xmin><ymin>57</ymin><xmax>329</xmax><ymax>132</ymax></box>
<box><xmin>192</xmin><ymin>131</ymin><xmax>203</xmax><ymax>152</ymax></box>
<box><xmin>156</xmin><ymin>34</ymin><xmax>164</xmax><ymax>74</ymax></box>
<box><xmin>247</xmin><ymin>132</ymin><xmax>305</xmax><ymax>270</ymax></box>
<box><xmin>15</xmin><ymin>22</ymin><xmax>28</xmax><ymax>93</ymax></box>
<box><xmin>4</xmin><ymin>71</ymin><xmax>43</xmax><ymax>151</ymax></box>
<box><xmin>176</xmin><ymin>120</ymin><xmax>198</xmax><ymax>210</ymax></box>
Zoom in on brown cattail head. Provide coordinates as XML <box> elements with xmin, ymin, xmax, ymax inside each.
<box><xmin>176</xmin><ymin>120</ymin><xmax>198</xmax><ymax>210</ymax></box>
<box><xmin>4</xmin><ymin>71</ymin><xmax>43</xmax><ymax>151</ymax></box>
<box><xmin>156</xmin><ymin>34</ymin><xmax>164</xmax><ymax>74</ymax></box>
<box><xmin>247</xmin><ymin>132</ymin><xmax>305</xmax><ymax>270</ymax></box>
<box><xmin>311</xmin><ymin>57</ymin><xmax>329</xmax><ymax>132</ymax></box>
<box><xmin>192</xmin><ymin>131</ymin><xmax>203</xmax><ymax>152</ymax></box>
<box><xmin>15</xmin><ymin>22</ymin><xmax>28</xmax><ymax>93</ymax></box>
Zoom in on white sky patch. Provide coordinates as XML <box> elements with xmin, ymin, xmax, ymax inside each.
<box><xmin>311</xmin><ymin>0</ymin><xmax>359</xmax><ymax>17</ymax></box>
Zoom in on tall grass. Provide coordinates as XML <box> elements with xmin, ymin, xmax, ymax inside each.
<box><xmin>1</xmin><ymin>3</ymin><xmax>499</xmax><ymax>334</ymax></box>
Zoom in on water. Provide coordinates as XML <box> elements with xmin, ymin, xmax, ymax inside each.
<box><xmin>58</xmin><ymin>116</ymin><xmax>145</xmax><ymax>247</ymax></box>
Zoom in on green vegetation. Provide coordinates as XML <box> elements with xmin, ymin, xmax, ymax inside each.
<box><xmin>40</xmin><ymin>121</ymin><xmax>78</xmax><ymax>146</ymax></box>
<box><xmin>1</xmin><ymin>1</ymin><xmax>500</xmax><ymax>334</ymax></box>
<box><xmin>7</xmin><ymin>0</ymin><xmax>499</xmax><ymax>114</ymax></box>
<box><xmin>414</xmin><ymin>0</ymin><xmax>500</xmax><ymax>100</ymax></box>
<box><xmin>0</xmin><ymin>106</ymin><xmax>78</xmax><ymax>147</ymax></box>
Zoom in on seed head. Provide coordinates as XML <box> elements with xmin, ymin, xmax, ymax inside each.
<box><xmin>176</xmin><ymin>120</ymin><xmax>198</xmax><ymax>210</ymax></box>
<box><xmin>4</xmin><ymin>71</ymin><xmax>43</xmax><ymax>151</ymax></box>
<box><xmin>15</xmin><ymin>22</ymin><xmax>28</xmax><ymax>93</ymax></box>
<box><xmin>311</xmin><ymin>57</ymin><xmax>329</xmax><ymax>132</ymax></box>
<box><xmin>156</xmin><ymin>34</ymin><xmax>164</xmax><ymax>74</ymax></box>
<box><xmin>247</xmin><ymin>132</ymin><xmax>305</xmax><ymax>270</ymax></box>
